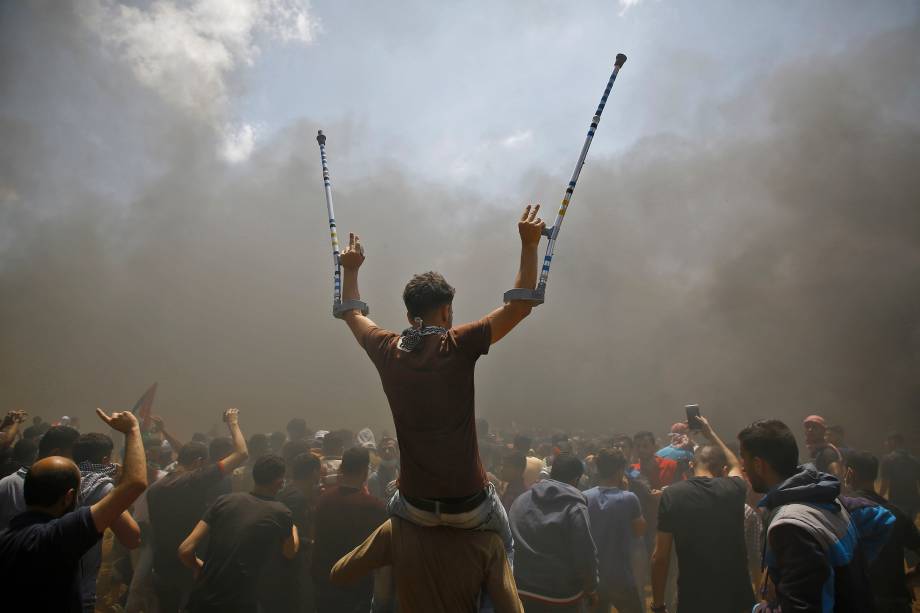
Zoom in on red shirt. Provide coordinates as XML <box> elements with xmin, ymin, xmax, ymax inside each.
<box><xmin>361</xmin><ymin>319</ymin><xmax>491</xmax><ymax>499</ymax></box>
<box><xmin>631</xmin><ymin>456</ymin><xmax>679</xmax><ymax>490</ymax></box>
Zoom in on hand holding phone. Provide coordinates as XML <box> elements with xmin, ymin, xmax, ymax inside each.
<box><xmin>685</xmin><ymin>404</ymin><xmax>702</xmax><ymax>431</ymax></box>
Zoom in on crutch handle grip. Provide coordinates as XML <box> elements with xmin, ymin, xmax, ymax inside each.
<box><xmin>333</xmin><ymin>299</ymin><xmax>370</xmax><ymax>319</ymax></box>
<box><xmin>615</xmin><ymin>53</ymin><xmax>628</xmax><ymax>68</ymax></box>
<box><xmin>541</xmin><ymin>225</ymin><xmax>555</xmax><ymax>239</ymax></box>
<box><xmin>503</xmin><ymin>288</ymin><xmax>545</xmax><ymax>306</ymax></box>
<box><xmin>317</xmin><ymin>130</ymin><xmax>327</xmax><ymax>146</ymax></box>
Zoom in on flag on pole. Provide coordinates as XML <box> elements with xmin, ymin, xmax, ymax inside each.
<box><xmin>131</xmin><ymin>382</ymin><xmax>158</xmax><ymax>432</ymax></box>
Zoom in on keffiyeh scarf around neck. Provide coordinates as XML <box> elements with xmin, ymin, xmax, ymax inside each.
<box><xmin>397</xmin><ymin>318</ymin><xmax>448</xmax><ymax>352</ymax></box>
<box><xmin>78</xmin><ymin>461</ymin><xmax>118</xmax><ymax>502</ymax></box>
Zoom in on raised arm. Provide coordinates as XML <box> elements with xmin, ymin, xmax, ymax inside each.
<box><xmin>697</xmin><ymin>416</ymin><xmax>744</xmax><ymax>478</ymax></box>
<box><xmin>152</xmin><ymin>415</ymin><xmax>184</xmax><ymax>454</ymax></box>
<box><xmin>90</xmin><ymin>409</ymin><xmax>148</xmax><ymax>533</ymax></box>
<box><xmin>0</xmin><ymin>410</ymin><xmax>27</xmax><ymax>449</ymax></box>
<box><xmin>340</xmin><ymin>232</ymin><xmax>379</xmax><ymax>344</ymax></box>
<box><xmin>486</xmin><ymin>205</ymin><xmax>544</xmax><ymax>344</ymax></box>
<box><xmin>219</xmin><ymin>408</ymin><xmax>249</xmax><ymax>473</ymax></box>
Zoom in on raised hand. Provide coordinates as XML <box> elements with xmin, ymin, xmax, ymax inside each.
<box><xmin>223</xmin><ymin>408</ymin><xmax>240</xmax><ymax>426</ymax></box>
<box><xmin>96</xmin><ymin>408</ymin><xmax>139</xmax><ymax>433</ymax></box>
<box><xmin>340</xmin><ymin>232</ymin><xmax>365</xmax><ymax>270</ymax></box>
<box><xmin>518</xmin><ymin>204</ymin><xmax>545</xmax><ymax>246</ymax></box>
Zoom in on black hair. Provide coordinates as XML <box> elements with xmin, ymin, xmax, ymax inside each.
<box><xmin>550</xmin><ymin>453</ymin><xmax>584</xmax><ymax>485</ymax></box>
<box><xmin>403</xmin><ymin>271</ymin><xmax>455</xmax><ymax>318</ymax></box>
<box><xmin>23</xmin><ymin>463</ymin><xmax>80</xmax><ymax>507</ymax></box>
<box><xmin>322</xmin><ymin>433</ymin><xmax>344</xmax><ymax>455</ymax></box>
<box><xmin>38</xmin><ymin>426</ymin><xmax>80</xmax><ymax>459</ymax></box>
<box><xmin>846</xmin><ymin>450</ymin><xmax>879</xmax><ymax>483</ymax></box>
<box><xmin>191</xmin><ymin>432</ymin><xmax>208</xmax><ymax>443</ymax></box>
<box><xmin>22</xmin><ymin>425</ymin><xmax>42</xmax><ymax>441</ymax></box>
<box><xmin>501</xmin><ymin>451</ymin><xmax>527</xmax><ymax>474</ymax></box>
<box><xmin>72</xmin><ymin>433</ymin><xmax>114</xmax><ymax>465</ymax></box>
<box><xmin>13</xmin><ymin>438</ymin><xmax>38</xmax><ymax>466</ymax></box>
<box><xmin>208</xmin><ymin>437</ymin><xmax>233</xmax><ymax>463</ymax></box>
<box><xmin>633</xmin><ymin>431</ymin><xmax>655</xmax><ymax>446</ymax></box>
<box><xmin>596</xmin><ymin>448</ymin><xmax>628</xmax><ymax>479</ymax></box>
<box><xmin>177</xmin><ymin>442</ymin><xmax>209</xmax><ymax>466</ymax></box>
<box><xmin>694</xmin><ymin>444</ymin><xmax>727</xmax><ymax>475</ymax></box>
<box><xmin>252</xmin><ymin>454</ymin><xmax>286</xmax><ymax>486</ymax></box>
<box><xmin>340</xmin><ymin>446</ymin><xmax>370</xmax><ymax>476</ymax></box>
<box><xmin>610</xmin><ymin>434</ymin><xmax>634</xmax><ymax>450</ymax></box>
<box><xmin>248</xmin><ymin>433</ymin><xmax>269</xmax><ymax>457</ymax></box>
<box><xmin>513</xmin><ymin>435</ymin><xmax>532</xmax><ymax>452</ymax></box>
<box><xmin>292</xmin><ymin>452</ymin><xmax>321</xmax><ymax>481</ymax></box>
<box><xmin>286</xmin><ymin>418</ymin><xmax>308</xmax><ymax>440</ymax></box>
<box><xmin>737</xmin><ymin>420</ymin><xmax>799</xmax><ymax>478</ymax></box>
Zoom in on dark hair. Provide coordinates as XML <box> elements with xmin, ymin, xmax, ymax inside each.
<box><xmin>269</xmin><ymin>431</ymin><xmax>286</xmax><ymax>450</ymax></box>
<box><xmin>286</xmin><ymin>418</ymin><xmax>308</xmax><ymax>440</ymax></box>
<box><xmin>177</xmin><ymin>442</ymin><xmax>209</xmax><ymax>466</ymax></box>
<box><xmin>550</xmin><ymin>453</ymin><xmax>584</xmax><ymax>485</ymax></box>
<box><xmin>738</xmin><ymin>420</ymin><xmax>799</xmax><ymax>478</ymax></box>
<box><xmin>596</xmin><ymin>448</ymin><xmax>627</xmax><ymax>479</ymax></box>
<box><xmin>322</xmin><ymin>433</ymin><xmax>344</xmax><ymax>455</ymax></box>
<box><xmin>513</xmin><ymin>435</ymin><xmax>532</xmax><ymax>452</ymax></box>
<box><xmin>38</xmin><ymin>426</ymin><xmax>80</xmax><ymax>459</ymax></box>
<box><xmin>282</xmin><ymin>440</ymin><xmax>311</xmax><ymax>467</ymax></box>
<box><xmin>22</xmin><ymin>425</ymin><xmax>42</xmax><ymax>441</ymax></box>
<box><xmin>633</xmin><ymin>431</ymin><xmax>655</xmax><ymax>446</ymax></box>
<box><xmin>252</xmin><ymin>454</ymin><xmax>286</xmax><ymax>486</ymax></box>
<box><xmin>846</xmin><ymin>450</ymin><xmax>879</xmax><ymax>483</ymax></box>
<box><xmin>292</xmin><ymin>452</ymin><xmax>321</xmax><ymax>481</ymax></box>
<box><xmin>13</xmin><ymin>438</ymin><xmax>38</xmax><ymax>466</ymax></box>
<box><xmin>191</xmin><ymin>432</ymin><xmax>208</xmax><ymax>443</ymax></box>
<box><xmin>72</xmin><ymin>433</ymin><xmax>114</xmax><ymax>465</ymax></box>
<box><xmin>403</xmin><ymin>271</ymin><xmax>455</xmax><ymax>318</ymax></box>
<box><xmin>610</xmin><ymin>434</ymin><xmax>634</xmax><ymax>451</ymax></box>
<box><xmin>340</xmin><ymin>446</ymin><xmax>370</xmax><ymax>476</ymax></box>
<box><xmin>476</xmin><ymin>418</ymin><xmax>490</xmax><ymax>438</ymax></box>
<box><xmin>209</xmin><ymin>437</ymin><xmax>233</xmax><ymax>463</ymax></box>
<box><xmin>694</xmin><ymin>444</ymin><xmax>727</xmax><ymax>475</ymax></box>
<box><xmin>501</xmin><ymin>451</ymin><xmax>527</xmax><ymax>474</ymax></box>
<box><xmin>23</xmin><ymin>463</ymin><xmax>80</xmax><ymax>507</ymax></box>
<box><xmin>248</xmin><ymin>433</ymin><xmax>269</xmax><ymax>458</ymax></box>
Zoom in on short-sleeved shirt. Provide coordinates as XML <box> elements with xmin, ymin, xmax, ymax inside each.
<box><xmin>311</xmin><ymin>485</ymin><xmax>386</xmax><ymax>591</ymax></box>
<box><xmin>658</xmin><ymin>476</ymin><xmax>754</xmax><ymax>613</ymax></box>
<box><xmin>361</xmin><ymin>319</ymin><xmax>492</xmax><ymax>499</ymax></box>
<box><xmin>0</xmin><ymin>506</ymin><xmax>102</xmax><ymax>612</ymax></box>
<box><xmin>187</xmin><ymin>492</ymin><xmax>293</xmax><ymax>608</ymax></box>
<box><xmin>881</xmin><ymin>449</ymin><xmax>920</xmax><ymax>511</ymax></box>
<box><xmin>147</xmin><ymin>463</ymin><xmax>226</xmax><ymax>581</ymax></box>
<box><xmin>584</xmin><ymin>486</ymin><xmax>642</xmax><ymax>590</ymax></box>
<box><xmin>0</xmin><ymin>468</ymin><xmax>27</xmax><ymax>530</ymax></box>
<box><xmin>810</xmin><ymin>444</ymin><xmax>843</xmax><ymax>474</ymax></box>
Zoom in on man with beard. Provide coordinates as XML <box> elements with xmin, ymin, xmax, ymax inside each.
<box><xmin>739</xmin><ymin>420</ymin><xmax>893</xmax><ymax>612</ymax></box>
<box><xmin>0</xmin><ymin>409</ymin><xmax>147</xmax><ymax>612</ymax></box>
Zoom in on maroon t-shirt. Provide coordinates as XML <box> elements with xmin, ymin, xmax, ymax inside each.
<box><xmin>361</xmin><ymin>319</ymin><xmax>491</xmax><ymax>499</ymax></box>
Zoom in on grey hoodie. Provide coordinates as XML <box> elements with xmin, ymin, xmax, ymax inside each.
<box><xmin>509</xmin><ymin>478</ymin><xmax>598</xmax><ymax>603</ymax></box>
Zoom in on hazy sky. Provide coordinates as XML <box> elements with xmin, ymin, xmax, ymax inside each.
<box><xmin>2</xmin><ymin>1</ymin><xmax>918</xmax><ymax>446</ymax></box>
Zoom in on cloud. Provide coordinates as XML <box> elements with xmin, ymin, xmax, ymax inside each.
<box><xmin>618</xmin><ymin>0</ymin><xmax>645</xmax><ymax>16</ymax></box>
<box><xmin>500</xmin><ymin>129</ymin><xmax>534</xmax><ymax>149</ymax></box>
<box><xmin>220</xmin><ymin>122</ymin><xmax>258</xmax><ymax>163</ymax></box>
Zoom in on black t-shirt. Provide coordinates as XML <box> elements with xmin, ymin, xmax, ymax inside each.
<box><xmin>187</xmin><ymin>492</ymin><xmax>292</xmax><ymax>608</ymax></box>
<box><xmin>311</xmin><ymin>486</ymin><xmax>386</xmax><ymax>588</ymax></box>
<box><xmin>147</xmin><ymin>463</ymin><xmax>226</xmax><ymax>581</ymax></box>
<box><xmin>811</xmin><ymin>445</ymin><xmax>842</xmax><ymax>474</ymax></box>
<box><xmin>0</xmin><ymin>506</ymin><xmax>102</xmax><ymax>612</ymax></box>
<box><xmin>854</xmin><ymin>489</ymin><xmax>920</xmax><ymax>603</ymax></box>
<box><xmin>881</xmin><ymin>450</ymin><xmax>920</xmax><ymax>510</ymax></box>
<box><xmin>658</xmin><ymin>476</ymin><xmax>754</xmax><ymax>613</ymax></box>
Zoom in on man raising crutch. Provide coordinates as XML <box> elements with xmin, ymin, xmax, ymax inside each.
<box><xmin>337</xmin><ymin>204</ymin><xmax>545</xmax><ymax>549</ymax></box>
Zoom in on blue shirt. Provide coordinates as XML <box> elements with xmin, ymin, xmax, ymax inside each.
<box><xmin>584</xmin><ymin>486</ymin><xmax>641</xmax><ymax>590</ymax></box>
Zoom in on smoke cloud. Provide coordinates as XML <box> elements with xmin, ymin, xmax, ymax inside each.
<box><xmin>1</xmin><ymin>3</ymin><xmax>918</xmax><ymax>449</ymax></box>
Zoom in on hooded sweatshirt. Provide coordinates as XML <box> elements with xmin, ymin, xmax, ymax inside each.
<box><xmin>760</xmin><ymin>467</ymin><xmax>894</xmax><ymax>613</ymax></box>
<box><xmin>508</xmin><ymin>478</ymin><xmax>598</xmax><ymax>603</ymax></box>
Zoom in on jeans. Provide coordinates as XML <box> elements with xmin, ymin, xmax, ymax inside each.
<box><xmin>386</xmin><ymin>482</ymin><xmax>513</xmax><ymax>556</ymax></box>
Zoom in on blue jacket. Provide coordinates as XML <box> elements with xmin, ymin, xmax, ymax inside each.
<box><xmin>509</xmin><ymin>478</ymin><xmax>598</xmax><ymax>603</ymax></box>
<box><xmin>761</xmin><ymin>468</ymin><xmax>895</xmax><ymax>612</ymax></box>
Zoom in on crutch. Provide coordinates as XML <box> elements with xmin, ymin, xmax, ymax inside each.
<box><xmin>504</xmin><ymin>53</ymin><xmax>628</xmax><ymax>305</ymax></box>
<box><xmin>316</xmin><ymin>130</ymin><xmax>369</xmax><ymax>319</ymax></box>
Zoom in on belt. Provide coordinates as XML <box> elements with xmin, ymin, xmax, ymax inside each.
<box><xmin>403</xmin><ymin>488</ymin><xmax>489</xmax><ymax>514</ymax></box>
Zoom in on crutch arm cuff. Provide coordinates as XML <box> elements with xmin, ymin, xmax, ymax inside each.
<box><xmin>333</xmin><ymin>299</ymin><xmax>370</xmax><ymax>319</ymax></box>
<box><xmin>503</xmin><ymin>288</ymin><xmax>545</xmax><ymax>306</ymax></box>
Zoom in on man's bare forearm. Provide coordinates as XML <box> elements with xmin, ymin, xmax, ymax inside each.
<box><xmin>342</xmin><ymin>268</ymin><xmax>360</xmax><ymax>302</ymax></box>
<box><xmin>514</xmin><ymin>243</ymin><xmax>539</xmax><ymax>290</ymax></box>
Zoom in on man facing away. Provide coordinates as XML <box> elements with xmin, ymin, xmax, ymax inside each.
<box><xmin>584</xmin><ymin>447</ymin><xmax>646</xmax><ymax>613</ymax></box>
<box><xmin>0</xmin><ymin>409</ymin><xmax>148</xmax><ymax>612</ymax></box>
<box><xmin>336</xmin><ymin>205</ymin><xmax>545</xmax><ymax>548</ymax></box>
<box><xmin>845</xmin><ymin>450</ymin><xmax>920</xmax><ymax>613</ymax></box>
<box><xmin>650</xmin><ymin>417</ymin><xmax>754</xmax><ymax>613</ymax></box>
<box><xmin>147</xmin><ymin>408</ymin><xmax>250</xmax><ymax>612</ymax></box>
<box><xmin>879</xmin><ymin>432</ymin><xmax>920</xmax><ymax>524</ymax></box>
<box><xmin>739</xmin><ymin>419</ymin><xmax>894</xmax><ymax>613</ymax></box>
<box><xmin>179</xmin><ymin>454</ymin><xmax>299</xmax><ymax>613</ymax></box>
<box><xmin>509</xmin><ymin>453</ymin><xmax>599</xmax><ymax>612</ymax></box>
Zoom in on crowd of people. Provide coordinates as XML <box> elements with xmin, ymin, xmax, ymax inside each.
<box><xmin>0</xmin><ymin>207</ymin><xmax>918</xmax><ymax>612</ymax></box>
